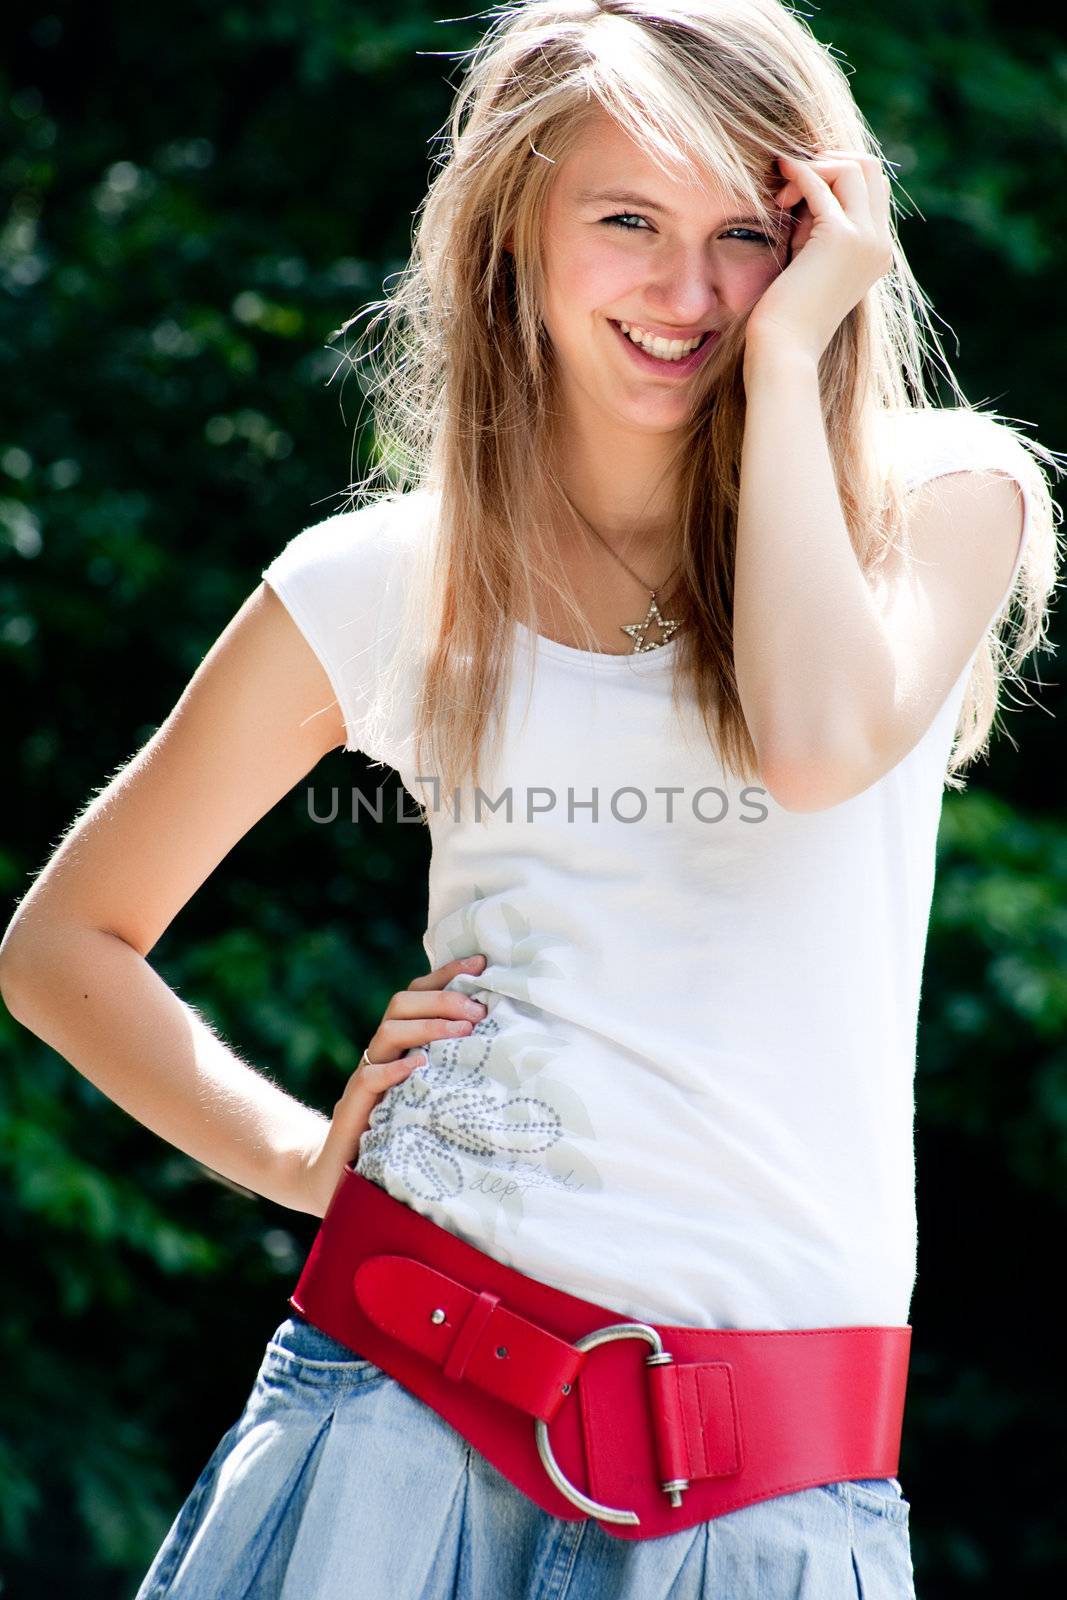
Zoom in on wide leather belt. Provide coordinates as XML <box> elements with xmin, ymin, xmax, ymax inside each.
<box><xmin>289</xmin><ymin>1165</ymin><xmax>911</xmax><ymax>1542</ymax></box>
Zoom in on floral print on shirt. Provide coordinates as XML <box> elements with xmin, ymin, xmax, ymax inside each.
<box><xmin>356</xmin><ymin>886</ymin><xmax>603</xmax><ymax>1263</ymax></box>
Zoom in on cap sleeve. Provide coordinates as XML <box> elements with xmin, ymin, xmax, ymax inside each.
<box><xmin>261</xmin><ymin>495</ymin><xmax>421</xmax><ymax>759</ymax></box>
<box><xmin>892</xmin><ymin>408</ymin><xmax>1038</xmax><ymax>623</ymax></box>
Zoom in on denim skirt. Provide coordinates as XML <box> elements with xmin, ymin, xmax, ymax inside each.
<box><xmin>133</xmin><ymin>1312</ymin><xmax>917</xmax><ymax>1600</ymax></box>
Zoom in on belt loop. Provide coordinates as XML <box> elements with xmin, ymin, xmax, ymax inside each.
<box><xmin>443</xmin><ymin>1289</ymin><xmax>500</xmax><ymax>1382</ymax></box>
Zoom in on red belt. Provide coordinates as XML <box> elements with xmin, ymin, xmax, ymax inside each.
<box><xmin>289</xmin><ymin>1165</ymin><xmax>911</xmax><ymax>1542</ymax></box>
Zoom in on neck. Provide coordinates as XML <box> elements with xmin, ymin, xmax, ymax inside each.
<box><xmin>550</xmin><ymin>412</ymin><xmax>681</xmax><ymax>562</ymax></box>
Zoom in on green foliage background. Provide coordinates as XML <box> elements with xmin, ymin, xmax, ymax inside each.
<box><xmin>1</xmin><ymin>3</ymin><xmax>1064</xmax><ymax>1594</ymax></box>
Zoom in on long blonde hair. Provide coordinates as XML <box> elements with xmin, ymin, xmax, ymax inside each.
<box><xmin>329</xmin><ymin>0</ymin><xmax>1063</xmax><ymax>807</ymax></box>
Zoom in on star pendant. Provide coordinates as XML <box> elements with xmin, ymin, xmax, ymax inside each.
<box><xmin>620</xmin><ymin>596</ymin><xmax>682</xmax><ymax>653</ymax></box>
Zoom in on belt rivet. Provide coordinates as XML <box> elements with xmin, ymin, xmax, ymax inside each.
<box><xmin>495</xmin><ymin>1345</ymin><xmax>508</xmax><ymax>1359</ymax></box>
<box><xmin>430</xmin><ymin>1308</ymin><xmax>446</xmax><ymax>1325</ymax></box>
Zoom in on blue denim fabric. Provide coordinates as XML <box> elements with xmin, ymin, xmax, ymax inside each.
<box><xmin>134</xmin><ymin>1313</ymin><xmax>916</xmax><ymax>1599</ymax></box>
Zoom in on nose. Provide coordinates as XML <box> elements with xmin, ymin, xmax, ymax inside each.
<box><xmin>644</xmin><ymin>245</ymin><xmax>722</xmax><ymax>327</ymax></box>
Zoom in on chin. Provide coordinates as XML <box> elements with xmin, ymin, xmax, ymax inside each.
<box><xmin>609</xmin><ymin>399</ymin><xmax>691</xmax><ymax>433</ymax></box>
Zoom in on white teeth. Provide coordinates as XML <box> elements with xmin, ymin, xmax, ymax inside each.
<box><xmin>618</xmin><ymin>321</ymin><xmax>704</xmax><ymax>360</ymax></box>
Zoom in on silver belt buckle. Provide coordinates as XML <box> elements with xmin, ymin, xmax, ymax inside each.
<box><xmin>533</xmin><ymin>1321</ymin><xmax>689</xmax><ymax>1526</ymax></box>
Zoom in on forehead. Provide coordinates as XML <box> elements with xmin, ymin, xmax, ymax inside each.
<box><xmin>553</xmin><ymin>111</ymin><xmax>743</xmax><ymax>213</ymax></box>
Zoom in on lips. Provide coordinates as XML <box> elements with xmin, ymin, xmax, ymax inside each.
<box><xmin>620</xmin><ymin>320</ymin><xmax>715</xmax><ymax>344</ymax></box>
<box><xmin>608</xmin><ymin>318</ymin><xmax>720</xmax><ymax>377</ymax></box>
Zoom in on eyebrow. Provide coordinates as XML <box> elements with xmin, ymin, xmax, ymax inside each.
<box><xmin>574</xmin><ymin>187</ymin><xmax>770</xmax><ymax>228</ymax></box>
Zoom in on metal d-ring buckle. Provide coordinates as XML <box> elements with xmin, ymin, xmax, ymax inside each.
<box><xmin>533</xmin><ymin>1321</ymin><xmax>689</xmax><ymax>1526</ymax></box>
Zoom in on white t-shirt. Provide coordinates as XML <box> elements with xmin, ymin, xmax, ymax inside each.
<box><xmin>261</xmin><ymin>410</ymin><xmax>1036</xmax><ymax>1331</ymax></box>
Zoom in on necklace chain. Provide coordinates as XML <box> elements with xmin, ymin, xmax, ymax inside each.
<box><xmin>560</xmin><ymin>492</ymin><xmax>684</xmax><ymax>653</ymax></box>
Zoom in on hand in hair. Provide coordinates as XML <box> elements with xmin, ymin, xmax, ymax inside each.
<box><xmin>744</xmin><ymin>150</ymin><xmax>895</xmax><ymax>367</ymax></box>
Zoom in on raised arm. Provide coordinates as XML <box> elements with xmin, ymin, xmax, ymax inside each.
<box><xmin>735</xmin><ymin>348</ymin><xmax>1026</xmax><ymax>810</ymax></box>
<box><xmin>0</xmin><ymin>582</ymin><xmax>345</xmax><ymax>1214</ymax></box>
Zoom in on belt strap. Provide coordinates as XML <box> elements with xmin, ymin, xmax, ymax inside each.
<box><xmin>290</xmin><ymin>1167</ymin><xmax>911</xmax><ymax>1541</ymax></box>
<box><xmin>355</xmin><ymin>1254</ymin><xmax>744</xmax><ymax>1487</ymax></box>
<box><xmin>645</xmin><ymin>1359</ymin><xmax>744</xmax><ymax>1482</ymax></box>
<box><xmin>355</xmin><ymin>1255</ymin><xmax>585</xmax><ymax>1421</ymax></box>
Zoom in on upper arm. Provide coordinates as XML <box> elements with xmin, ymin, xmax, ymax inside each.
<box><xmin>762</xmin><ymin>465</ymin><xmax>1027</xmax><ymax>813</ymax></box>
<box><xmin>863</xmin><ymin>467</ymin><xmax>1025</xmax><ymax>772</ymax></box>
<box><xmin>0</xmin><ymin>581</ymin><xmax>346</xmax><ymax>974</ymax></box>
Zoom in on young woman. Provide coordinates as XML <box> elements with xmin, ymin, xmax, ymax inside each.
<box><xmin>1</xmin><ymin>2</ymin><xmax>1061</xmax><ymax>1597</ymax></box>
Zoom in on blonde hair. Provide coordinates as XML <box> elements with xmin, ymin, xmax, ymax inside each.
<box><xmin>329</xmin><ymin>0</ymin><xmax>1063</xmax><ymax>807</ymax></box>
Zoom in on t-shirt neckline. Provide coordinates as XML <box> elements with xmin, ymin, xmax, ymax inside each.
<box><xmin>512</xmin><ymin>619</ymin><xmax>679</xmax><ymax>669</ymax></box>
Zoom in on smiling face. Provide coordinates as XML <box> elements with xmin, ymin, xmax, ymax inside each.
<box><xmin>538</xmin><ymin>111</ymin><xmax>791</xmax><ymax>439</ymax></box>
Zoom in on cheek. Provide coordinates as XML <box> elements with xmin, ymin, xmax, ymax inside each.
<box><xmin>544</xmin><ymin>225</ymin><xmax>635</xmax><ymax>309</ymax></box>
<box><xmin>722</xmin><ymin>255</ymin><xmax>783</xmax><ymax>307</ymax></box>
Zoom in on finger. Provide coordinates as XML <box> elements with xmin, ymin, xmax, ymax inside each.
<box><xmin>808</xmin><ymin>153</ymin><xmax>893</xmax><ymax>236</ymax></box>
<box><xmin>791</xmin><ymin>152</ymin><xmax>888</xmax><ymax>212</ymax></box>
<box><xmin>868</xmin><ymin>159</ymin><xmax>894</xmax><ymax>223</ymax></box>
<box><xmin>772</xmin><ymin>178</ymin><xmax>804</xmax><ymax>212</ymax></box>
<box><xmin>372</xmin><ymin>1008</ymin><xmax>483</xmax><ymax>1058</ymax></box>
<box><xmin>407</xmin><ymin>954</ymin><xmax>487</xmax><ymax>992</ymax></box>
<box><xmin>384</xmin><ymin>984</ymin><xmax>487</xmax><ymax>1021</ymax></box>
<box><xmin>772</xmin><ymin>156</ymin><xmax>807</xmax><ymax>212</ymax></box>
<box><xmin>779</xmin><ymin>155</ymin><xmax>870</xmax><ymax>223</ymax></box>
<box><xmin>349</xmin><ymin>1047</ymin><xmax>427</xmax><ymax>1096</ymax></box>
<box><xmin>828</xmin><ymin>159</ymin><xmax>876</xmax><ymax>221</ymax></box>
<box><xmin>846</xmin><ymin>153</ymin><xmax>893</xmax><ymax>217</ymax></box>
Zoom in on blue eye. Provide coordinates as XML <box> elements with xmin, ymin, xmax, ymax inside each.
<box><xmin>602</xmin><ymin>213</ymin><xmax>651</xmax><ymax>231</ymax></box>
<box><xmin>601</xmin><ymin>214</ymin><xmax>772</xmax><ymax>244</ymax></box>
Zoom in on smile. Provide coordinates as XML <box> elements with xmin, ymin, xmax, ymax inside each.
<box><xmin>608</xmin><ymin>318</ymin><xmax>720</xmax><ymax>376</ymax></box>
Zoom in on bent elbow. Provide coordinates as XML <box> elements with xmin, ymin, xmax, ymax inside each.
<box><xmin>0</xmin><ymin>928</ymin><xmax>34</xmax><ymax>1021</ymax></box>
<box><xmin>760</xmin><ymin>749</ymin><xmax>878</xmax><ymax>814</ymax></box>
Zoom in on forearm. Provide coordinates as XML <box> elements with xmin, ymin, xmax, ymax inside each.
<box><xmin>0</xmin><ymin>925</ymin><xmax>329</xmax><ymax>1215</ymax></box>
<box><xmin>736</xmin><ymin>342</ymin><xmax>894</xmax><ymax>771</ymax></box>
